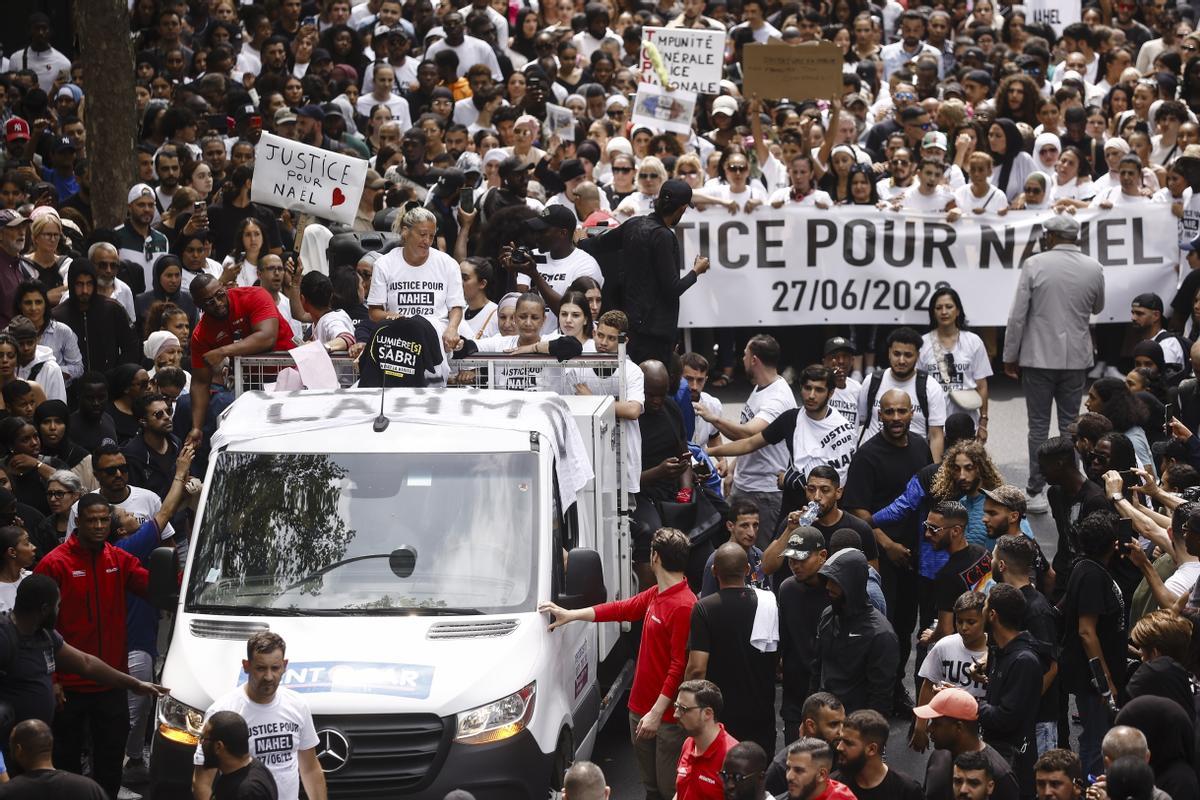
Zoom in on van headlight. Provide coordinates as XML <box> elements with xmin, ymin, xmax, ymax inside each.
<box><xmin>157</xmin><ymin>695</ymin><xmax>206</xmax><ymax>746</ymax></box>
<box><xmin>454</xmin><ymin>682</ymin><xmax>536</xmax><ymax>745</ymax></box>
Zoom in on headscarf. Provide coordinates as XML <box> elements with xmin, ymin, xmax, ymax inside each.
<box><xmin>1033</xmin><ymin>131</ymin><xmax>1061</xmax><ymax>168</ymax></box>
<box><xmin>992</xmin><ymin>117</ymin><xmax>1025</xmax><ymax>197</ymax></box>
<box><xmin>1114</xmin><ymin>696</ymin><xmax>1196</xmax><ymax>792</ymax></box>
<box><xmin>143</xmin><ymin>330</ymin><xmax>179</xmax><ymax>361</ymax></box>
<box><xmin>33</xmin><ymin>399</ymin><xmax>85</xmax><ymax>467</ymax></box>
<box><xmin>1132</xmin><ymin>340</ymin><xmax>1167</xmax><ymax>373</ymax></box>
<box><xmin>299</xmin><ymin>224</ymin><xmax>332</xmax><ymax>277</ymax></box>
<box><xmin>498</xmin><ymin>292</ymin><xmax>520</xmax><ymax>312</ymax></box>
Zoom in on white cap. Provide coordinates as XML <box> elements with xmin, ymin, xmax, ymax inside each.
<box><xmin>712</xmin><ymin>95</ymin><xmax>738</xmax><ymax>117</ymax></box>
<box><xmin>606</xmin><ymin>136</ymin><xmax>633</xmax><ymax>156</ymax></box>
<box><xmin>127</xmin><ymin>183</ymin><xmax>155</xmax><ymax>204</ymax></box>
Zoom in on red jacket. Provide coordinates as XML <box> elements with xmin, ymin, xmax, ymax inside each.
<box><xmin>34</xmin><ymin>534</ymin><xmax>149</xmax><ymax>691</ymax></box>
<box><xmin>592</xmin><ymin>579</ymin><xmax>696</xmax><ymax>722</ymax></box>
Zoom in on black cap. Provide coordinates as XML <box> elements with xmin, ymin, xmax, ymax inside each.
<box><xmin>527</xmin><ymin>205</ymin><xmax>577</xmax><ymax>232</ymax></box>
<box><xmin>321</xmin><ymin>102</ymin><xmax>344</xmax><ymax>120</ymax></box>
<box><xmin>311</xmin><ymin>48</ymin><xmax>333</xmax><ymax>64</ymax></box>
<box><xmin>499</xmin><ymin>156</ymin><xmax>534</xmax><ymax>176</ymax></box>
<box><xmin>559</xmin><ymin>158</ymin><xmax>586</xmax><ymax>182</ymax></box>
<box><xmin>1131</xmin><ymin>292</ymin><xmax>1164</xmax><ymax>312</ymax></box>
<box><xmin>824</xmin><ymin>336</ymin><xmax>855</xmax><ymax>356</ymax></box>
<box><xmin>656</xmin><ymin>179</ymin><xmax>693</xmax><ymax>215</ymax></box>
<box><xmin>297</xmin><ymin>104</ymin><xmax>325</xmax><ymax>121</ymax></box>
<box><xmin>965</xmin><ymin>68</ymin><xmax>992</xmax><ymax>86</ymax></box>
<box><xmin>54</xmin><ymin>136</ymin><xmax>76</xmax><ymax>152</ymax></box>
<box><xmin>432</xmin><ymin>167</ymin><xmax>466</xmax><ymax>198</ymax></box>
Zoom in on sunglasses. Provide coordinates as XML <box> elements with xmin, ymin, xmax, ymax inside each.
<box><xmin>198</xmin><ymin>288</ymin><xmax>227</xmax><ymax>310</ymax></box>
<box><xmin>725</xmin><ymin>164</ymin><xmax>749</xmax><ymax>172</ymax></box>
<box><xmin>677</xmin><ymin>170</ymin><xmax>700</xmax><ymax>176</ymax></box>
<box><xmin>719</xmin><ymin>770</ymin><xmax>762</xmax><ymax>785</ymax></box>
<box><xmin>611</xmin><ymin>166</ymin><xmax>633</xmax><ymax>173</ymax></box>
<box><xmin>1025</xmin><ymin>186</ymin><xmax>1043</xmax><ymax>195</ymax></box>
<box><xmin>638</xmin><ymin>173</ymin><xmax>661</xmax><ymax>180</ymax></box>
<box><xmin>97</xmin><ymin>464</ymin><xmax>129</xmax><ymax>476</ymax></box>
<box><xmin>895</xmin><ymin>92</ymin><xmax>917</xmax><ymax>102</ymax></box>
<box><xmin>150</xmin><ymin>409</ymin><xmax>171</xmax><ymax>419</ymax></box>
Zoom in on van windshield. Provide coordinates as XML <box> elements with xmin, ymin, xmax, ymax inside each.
<box><xmin>186</xmin><ymin>451</ymin><xmax>539</xmax><ymax>615</ymax></box>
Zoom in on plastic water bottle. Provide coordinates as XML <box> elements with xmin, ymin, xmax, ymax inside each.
<box><xmin>797</xmin><ymin>501</ymin><xmax>821</xmax><ymax>527</ymax></box>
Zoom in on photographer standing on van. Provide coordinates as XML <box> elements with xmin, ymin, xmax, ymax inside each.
<box><xmin>540</xmin><ymin>528</ymin><xmax>697</xmax><ymax>800</ymax></box>
<box><xmin>192</xmin><ymin>632</ymin><xmax>326</xmax><ymax>800</ymax></box>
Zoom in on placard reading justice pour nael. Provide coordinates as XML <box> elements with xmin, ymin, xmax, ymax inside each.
<box><xmin>251</xmin><ymin>131</ymin><xmax>369</xmax><ymax>225</ymax></box>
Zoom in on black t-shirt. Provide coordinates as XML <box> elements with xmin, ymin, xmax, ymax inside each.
<box><xmin>687</xmin><ymin>587</ymin><xmax>777</xmax><ymax>736</ymax></box>
<box><xmin>0</xmin><ymin>769</ymin><xmax>107</xmax><ymax>800</ymax></box>
<box><xmin>0</xmin><ymin>616</ymin><xmax>64</xmax><ymax>726</ymax></box>
<box><xmin>842</xmin><ymin>433</ymin><xmax>932</xmax><ymax>549</ymax></box>
<box><xmin>834</xmin><ymin>767</ymin><xmax>923</xmax><ymax>800</ymax></box>
<box><xmin>213</xmin><ymin>760</ymin><xmax>278</xmax><ymax>800</ymax></box>
<box><xmin>1019</xmin><ymin>583</ymin><xmax>1061</xmax><ymax>721</ymax></box>
<box><xmin>357</xmin><ymin>317</ymin><xmax>444</xmax><ymax>388</ymax></box>
<box><xmin>777</xmin><ymin>576</ymin><xmax>828</xmax><ymax>721</ymax></box>
<box><xmin>933</xmin><ymin>544</ymin><xmax>992</xmax><ymax>613</ymax></box>
<box><xmin>1172</xmin><ymin>266</ymin><xmax>1200</xmax><ymax>323</ymax></box>
<box><xmin>1059</xmin><ymin>558</ymin><xmax>1127</xmax><ymax>694</ymax></box>
<box><xmin>813</xmin><ymin>511</ymin><xmax>879</xmax><ymax>563</ymax></box>
<box><xmin>1047</xmin><ymin>479</ymin><xmax>1109</xmax><ymax>590</ymax></box>
<box><xmin>638</xmin><ymin>399</ymin><xmax>687</xmax><ymax>500</ymax></box>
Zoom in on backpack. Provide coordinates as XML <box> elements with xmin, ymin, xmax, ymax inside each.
<box><xmin>1152</xmin><ymin>329</ymin><xmax>1193</xmax><ymax>387</ymax></box>
<box><xmin>859</xmin><ymin>370</ymin><xmax>930</xmax><ymax>445</ymax></box>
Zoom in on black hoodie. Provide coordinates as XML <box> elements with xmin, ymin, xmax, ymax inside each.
<box><xmin>811</xmin><ymin>548</ymin><xmax>899</xmax><ymax>715</ymax></box>
<box><xmin>977</xmin><ymin>631</ymin><xmax>1045</xmax><ymax>754</ymax></box>
<box><xmin>51</xmin><ymin>259</ymin><xmax>138</xmax><ymax>374</ymax></box>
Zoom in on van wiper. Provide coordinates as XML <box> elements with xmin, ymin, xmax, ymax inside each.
<box><xmin>190</xmin><ymin>604</ymin><xmax>308</xmax><ymax>617</ymax></box>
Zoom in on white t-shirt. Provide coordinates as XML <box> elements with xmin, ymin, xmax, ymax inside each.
<box><xmin>899</xmin><ymin>185</ymin><xmax>955</xmax><ymax>212</ymax></box>
<box><xmin>517</xmin><ymin>248</ymin><xmax>604</xmax><ymax>334</ymax></box>
<box><xmin>709</xmin><ymin>183</ymin><xmax>768</xmax><ymax>211</ymax></box>
<box><xmin>354</xmin><ymin>94</ymin><xmax>413</xmax><ymax>130</ymax></box>
<box><xmin>567</xmin><ymin>356</ymin><xmax>645</xmax><ymax>494</ymax></box>
<box><xmin>875</xmin><ymin>179</ymin><xmax>914</xmax><ymax>201</ymax></box>
<box><xmin>1165</xmin><ymin>560</ymin><xmax>1200</xmax><ymax>597</ymax></box>
<box><xmin>918</xmin><ymin>633</ymin><xmax>988</xmax><ymax>700</ymax></box>
<box><xmin>767</xmin><ymin>186</ymin><xmax>834</xmax><ymax>207</ymax></box>
<box><xmin>0</xmin><ymin>571</ymin><xmax>29</xmax><ymax>613</ymax></box>
<box><xmin>68</xmin><ymin>486</ymin><xmax>174</xmax><ymax>542</ymax></box>
<box><xmin>195</xmin><ymin>687</ymin><xmax>319</xmax><ymax>800</ymax></box>
<box><xmin>424</xmin><ymin>36</ymin><xmax>503</xmax><ymax>81</ymax></box>
<box><xmin>733</xmin><ymin>377</ymin><xmax>796</xmax><ymax>494</ymax></box>
<box><xmin>367</xmin><ymin>248</ymin><xmax>466</xmax><ymax>325</ymax></box>
<box><xmin>830</xmin><ymin>377</ymin><xmax>862</xmax><ymax>429</ymax></box>
<box><xmin>856</xmin><ymin>369</ymin><xmax>948</xmax><ymax>442</ymax></box>
<box><xmin>691</xmin><ymin>392</ymin><xmax>722</xmax><ymax>446</ymax></box>
<box><xmin>784</xmin><ymin>407</ymin><xmax>856</xmax><ymax>485</ymax></box>
<box><xmin>952</xmin><ymin>184</ymin><xmax>1007</xmax><ymax>214</ymax></box>
<box><xmin>1150</xmin><ymin>330</ymin><xmax>1187</xmax><ymax>368</ymax></box>
<box><xmin>919</xmin><ymin>331</ymin><xmax>993</xmax><ymax>417</ymax></box>
<box><xmin>1093</xmin><ymin>186</ymin><xmax>1153</xmax><ymax>207</ymax></box>
<box><xmin>313</xmin><ymin>309</ymin><xmax>355</xmax><ymax>347</ymax></box>
<box><xmin>464</xmin><ymin>301</ymin><xmax>499</xmax><ymax>337</ymax></box>
<box><xmin>472</xmin><ymin>333</ymin><xmax>578</xmax><ymax>390</ymax></box>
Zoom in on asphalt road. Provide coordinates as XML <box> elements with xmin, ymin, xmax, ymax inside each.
<box><xmin>590</xmin><ymin>374</ymin><xmax>1067</xmax><ymax>796</ymax></box>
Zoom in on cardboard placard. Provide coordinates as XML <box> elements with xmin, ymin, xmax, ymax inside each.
<box><xmin>251</xmin><ymin>131</ymin><xmax>369</xmax><ymax>225</ymax></box>
<box><xmin>639</xmin><ymin>27</ymin><xmax>726</xmax><ymax>95</ymax></box>
<box><xmin>741</xmin><ymin>40</ymin><xmax>844</xmax><ymax>102</ymax></box>
<box><xmin>543</xmin><ymin>103</ymin><xmax>576</xmax><ymax>142</ymax></box>
<box><xmin>1025</xmin><ymin>0</ymin><xmax>1079</xmax><ymax>38</ymax></box>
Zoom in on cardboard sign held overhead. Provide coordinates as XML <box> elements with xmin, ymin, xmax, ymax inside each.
<box><xmin>639</xmin><ymin>27</ymin><xmax>726</xmax><ymax>95</ymax></box>
<box><xmin>251</xmin><ymin>131</ymin><xmax>369</xmax><ymax>225</ymax></box>
<box><xmin>742</xmin><ymin>40</ymin><xmax>843</xmax><ymax>102</ymax></box>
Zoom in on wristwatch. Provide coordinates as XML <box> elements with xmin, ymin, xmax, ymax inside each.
<box><xmin>1109</xmin><ymin>493</ymin><xmax>1124</xmax><ymax>503</ymax></box>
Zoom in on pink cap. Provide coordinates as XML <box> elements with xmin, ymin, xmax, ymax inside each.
<box><xmin>912</xmin><ymin>688</ymin><xmax>979</xmax><ymax>721</ymax></box>
<box><xmin>582</xmin><ymin>210</ymin><xmax>618</xmax><ymax>229</ymax></box>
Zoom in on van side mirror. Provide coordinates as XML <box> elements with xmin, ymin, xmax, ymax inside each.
<box><xmin>148</xmin><ymin>547</ymin><xmax>179</xmax><ymax>611</ymax></box>
<box><xmin>559</xmin><ymin>548</ymin><xmax>606</xmax><ymax>610</ymax></box>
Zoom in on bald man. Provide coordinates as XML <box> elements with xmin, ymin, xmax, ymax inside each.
<box><xmin>5</xmin><ymin>719</ymin><xmax>107</xmax><ymax>798</ymax></box>
<box><xmin>1092</xmin><ymin>727</ymin><xmax>1173</xmax><ymax>800</ymax></box>
<box><xmin>841</xmin><ymin>388</ymin><xmax>933</xmax><ymax>716</ymax></box>
<box><xmin>563</xmin><ymin>760</ymin><xmax>610</xmax><ymax>800</ymax></box>
<box><xmin>572</xmin><ymin>181</ymin><xmax>603</xmax><ymax>224</ymax></box>
<box><xmin>685</xmin><ymin>541</ymin><xmax>780</xmax><ymax>755</ymax></box>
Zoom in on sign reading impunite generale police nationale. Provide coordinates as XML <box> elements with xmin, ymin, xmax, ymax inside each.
<box><xmin>675</xmin><ymin>205</ymin><xmax>1179</xmax><ymax>327</ymax></box>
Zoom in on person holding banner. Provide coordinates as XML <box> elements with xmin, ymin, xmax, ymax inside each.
<box><xmin>1003</xmin><ymin>214</ymin><xmax>1105</xmax><ymax>514</ymax></box>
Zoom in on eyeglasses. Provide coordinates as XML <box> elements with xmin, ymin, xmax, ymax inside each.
<box><xmin>891</xmin><ymin>158</ymin><xmax>911</xmax><ymax>166</ymax></box>
<box><xmin>97</xmin><ymin>464</ymin><xmax>129</xmax><ymax>475</ymax></box>
<box><xmin>46</xmin><ymin>489</ymin><xmax>73</xmax><ymax>499</ymax></box>
<box><xmin>725</xmin><ymin>164</ymin><xmax>749</xmax><ymax>172</ymax></box>
<box><xmin>673</xmin><ymin>702</ymin><xmax>699</xmax><ymax>713</ymax></box>
<box><xmin>611</xmin><ymin>166</ymin><xmax>633</xmax><ymax>174</ymax></box>
<box><xmin>719</xmin><ymin>770</ymin><xmax>763</xmax><ymax>785</ymax></box>
<box><xmin>197</xmin><ymin>288</ymin><xmax>227</xmax><ymax>310</ymax></box>
<box><xmin>638</xmin><ymin>173</ymin><xmax>661</xmax><ymax>180</ymax></box>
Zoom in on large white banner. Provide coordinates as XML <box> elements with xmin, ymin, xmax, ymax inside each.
<box><xmin>251</xmin><ymin>131</ymin><xmax>369</xmax><ymax>225</ymax></box>
<box><xmin>676</xmin><ymin>205</ymin><xmax>1178</xmax><ymax>328</ymax></box>
<box><xmin>1025</xmin><ymin>0</ymin><xmax>1079</xmax><ymax>38</ymax></box>
<box><xmin>639</xmin><ymin>27</ymin><xmax>725</xmax><ymax>94</ymax></box>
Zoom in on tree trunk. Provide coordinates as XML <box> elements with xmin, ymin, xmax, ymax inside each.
<box><xmin>74</xmin><ymin>0</ymin><xmax>136</xmax><ymax>230</ymax></box>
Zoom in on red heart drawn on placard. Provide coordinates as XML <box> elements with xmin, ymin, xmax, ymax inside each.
<box><xmin>331</xmin><ymin>187</ymin><xmax>346</xmax><ymax>206</ymax></box>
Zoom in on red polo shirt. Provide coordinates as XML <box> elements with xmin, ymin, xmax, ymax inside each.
<box><xmin>591</xmin><ymin>579</ymin><xmax>696</xmax><ymax>722</ymax></box>
<box><xmin>676</xmin><ymin>725</ymin><xmax>738</xmax><ymax>800</ymax></box>
<box><xmin>190</xmin><ymin>286</ymin><xmax>296</xmax><ymax>370</ymax></box>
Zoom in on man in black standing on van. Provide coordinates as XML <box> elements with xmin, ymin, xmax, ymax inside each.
<box><xmin>616</xmin><ymin>180</ymin><xmax>710</xmax><ymax>364</ymax></box>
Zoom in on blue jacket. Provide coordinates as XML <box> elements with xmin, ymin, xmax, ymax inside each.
<box><xmin>115</xmin><ymin>518</ymin><xmax>165</xmax><ymax>656</ymax></box>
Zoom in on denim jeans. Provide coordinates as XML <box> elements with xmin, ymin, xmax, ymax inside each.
<box><xmin>1035</xmin><ymin>720</ymin><xmax>1058</xmax><ymax>755</ymax></box>
<box><xmin>1075</xmin><ymin>690</ymin><xmax>1112</xmax><ymax>777</ymax></box>
<box><xmin>126</xmin><ymin>650</ymin><xmax>154</xmax><ymax>760</ymax></box>
<box><xmin>1022</xmin><ymin>367</ymin><xmax>1087</xmax><ymax>493</ymax></box>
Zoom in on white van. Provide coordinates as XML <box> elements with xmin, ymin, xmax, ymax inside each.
<box><xmin>147</xmin><ymin>387</ymin><xmax>633</xmax><ymax>799</ymax></box>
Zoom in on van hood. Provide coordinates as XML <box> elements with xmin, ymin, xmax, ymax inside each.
<box><xmin>166</xmin><ymin>613</ymin><xmax>544</xmax><ymax>716</ymax></box>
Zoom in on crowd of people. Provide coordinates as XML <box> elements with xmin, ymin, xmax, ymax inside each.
<box><xmin>3</xmin><ymin>0</ymin><xmax>1200</xmax><ymax>799</ymax></box>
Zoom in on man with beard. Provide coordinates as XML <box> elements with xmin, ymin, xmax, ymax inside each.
<box><xmin>822</xmin><ymin>337</ymin><xmax>861</xmax><ymax>428</ymax></box>
<box><xmin>200</xmin><ymin>711</ymin><xmax>278</xmax><ymax>800</ymax></box>
<box><xmin>114</xmin><ymin>184</ymin><xmax>169</xmax><ymax>290</ymax></box>
<box><xmin>805</xmin><ymin>467</ymin><xmax>877</xmax><ymax>564</ymax></box>
<box><xmin>914</xmin><ymin>688</ymin><xmax>1019</xmax><ymax>800</ymax></box>
<box><xmin>480</xmin><ymin>156</ymin><xmax>543</xmax><ymax>223</ymax></box>
<box><xmin>763</xmin><ymin>692</ymin><xmax>846</xmax><ymax>797</ymax></box>
<box><xmin>777</xmin><ymin>528</ymin><xmax>831</xmax><ymax>740</ymax></box>
<box><xmin>1037</xmin><ymin>436</ymin><xmax>1108</xmax><ymax>597</ymax></box>
<box><xmin>720</xmin><ymin>743</ymin><xmax>769</xmax><ymax>800</ymax></box>
<box><xmin>781</xmin><ymin>738</ymin><xmax>855</xmax><ymax>800</ymax></box>
<box><xmin>981</xmin><ymin>484</ymin><xmax>1052</xmax><ymax>594</ymax></box>
<box><xmin>858</xmin><ymin>328</ymin><xmax>946</xmax><ymax>460</ymax></box>
<box><xmin>976</xmin><ymin>584</ymin><xmax>1044</xmax><ymax>791</ymax></box>
<box><xmin>122</xmin><ymin>394</ymin><xmax>181</xmax><ymax>500</ymax></box>
<box><xmin>951</xmin><ymin>751</ymin><xmax>996</xmax><ymax>800</ymax></box>
<box><xmin>0</xmin><ymin>575</ymin><xmax>164</xmax><ymax>729</ymax></box>
<box><xmin>0</xmin><ymin>210</ymin><xmax>28</xmax><ymax>328</ymax></box>
<box><xmin>923</xmin><ymin>501</ymin><xmax>992</xmax><ymax>647</ymax></box>
<box><xmin>928</xmin><ymin>441</ymin><xmax>1002</xmax><ymax>548</ymax></box>
<box><xmin>295</xmin><ymin>106</ymin><xmax>336</xmax><ymax>151</ymax></box>
<box><xmin>68</xmin><ymin>372</ymin><xmax>118</xmax><ymax>453</ymax></box>
<box><xmin>990</xmin><ymin>534</ymin><xmax>1059</xmax><ymax>755</ymax></box>
<box><xmin>682</xmin><ymin>352</ymin><xmax>724</xmax><ymax>453</ymax></box>
<box><xmin>673</xmin><ymin>680</ymin><xmax>739</xmax><ymax>800</ymax></box>
<box><xmin>51</xmin><ymin>260</ymin><xmax>140</xmax><ymax>375</ymax></box>
<box><xmin>87</xmin><ymin>243</ymin><xmax>136</xmax><ymax>323</ymax></box>
<box><xmin>152</xmin><ymin>148</ymin><xmax>182</xmax><ymax>216</ymax></box>
<box><xmin>1129</xmin><ymin>293</ymin><xmax>1186</xmax><ymax>371</ymax></box>
<box><xmin>193</xmin><ymin>632</ymin><xmax>325</xmax><ymax>800</ymax></box>
<box><xmin>812</xmin><ymin>548</ymin><xmax>898</xmax><ymax>716</ymax></box>
<box><xmin>1</xmin><ymin>718</ymin><xmax>109</xmax><ymax>798</ymax></box>
<box><xmin>833</xmin><ymin>709</ymin><xmax>921</xmax><ymax>799</ymax></box>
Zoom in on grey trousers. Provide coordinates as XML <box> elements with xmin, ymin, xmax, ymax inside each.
<box><xmin>1023</xmin><ymin>367</ymin><xmax>1087</xmax><ymax>493</ymax></box>
<box><xmin>628</xmin><ymin>712</ymin><xmax>687</xmax><ymax>800</ymax></box>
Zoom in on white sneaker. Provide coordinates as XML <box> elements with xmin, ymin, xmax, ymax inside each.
<box><xmin>1088</xmin><ymin>361</ymin><xmax>1106</xmax><ymax>379</ymax></box>
<box><xmin>1103</xmin><ymin>366</ymin><xmax>1125</xmax><ymax>379</ymax></box>
<box><xmin>117</xmin><ymin>788</ymin><xmax>142</xmax><ymax>800</ymax></box>
<box><xmin>1026</xmin><ymin>491</ymin><xmax>1050</xmax><ymax>514</ymax></box>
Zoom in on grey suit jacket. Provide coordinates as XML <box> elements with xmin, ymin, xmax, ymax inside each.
<box><xmin>1003</xmin><ymin>243</ymin><xmax>1106</xmax><ymax>370</ymax></box>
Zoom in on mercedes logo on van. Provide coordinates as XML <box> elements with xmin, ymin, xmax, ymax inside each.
<box><xmin>315</xmin><ymin>729</ymin><xmax>351</xmax><ymax>773</ymax></box>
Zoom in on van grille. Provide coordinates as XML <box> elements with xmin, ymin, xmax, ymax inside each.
<box><xmin>189</xmin><ymin>619</ymin><xmax>270</xmax><ymax>640</ymax></box>
<box><xmin>426</xmin><ymin>619</ymin><xmax>519</xmax><ymax>640</ymax></box>
<box><xmin>314</xmin><ymin>713</ymin><xmax>450</xmax><ymax>797</ymax></box>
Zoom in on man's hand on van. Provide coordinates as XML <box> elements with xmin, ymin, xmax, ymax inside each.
<box><xmin>537</xmin><ymin>601</ymin><xmax>595</xmax><ymax>630</ymax></box>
